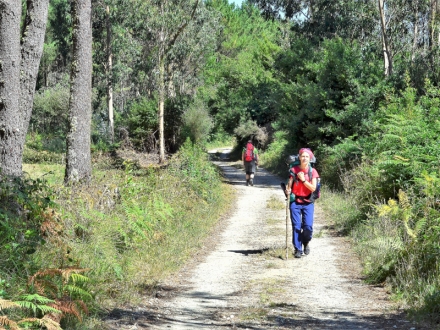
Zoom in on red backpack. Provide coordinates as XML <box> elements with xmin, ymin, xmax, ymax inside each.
<box><xmin>244</xmin><ymin>142</ymin><xmax>254</xmax><ymax>162</ymax></box>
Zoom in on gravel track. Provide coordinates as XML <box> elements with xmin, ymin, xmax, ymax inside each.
<box><xmin>104</xmin><ymin>149</ymin><xmax>428</xmax><ymax>330</ymax></box>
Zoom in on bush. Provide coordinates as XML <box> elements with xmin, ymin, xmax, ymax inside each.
<box><xmin>181</xmin><ymin>99</ymin><xmax>213</xmax><ymax>146</ymax></box>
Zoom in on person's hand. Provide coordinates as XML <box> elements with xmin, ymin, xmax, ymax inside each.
<box><xmin>297</xmin><ymin>172</ymin><xmax>305</xmax><ymax>182</ymax></box>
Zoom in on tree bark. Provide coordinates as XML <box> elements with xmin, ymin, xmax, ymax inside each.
<box><xmin>378</xmin><ymin>0</ymin><xmax>392</xmax><ymax>76</ymax></box>
<box><xmin>429</xmin><ymin>0</ymin><xmax>439</xmax><ymax>48</ymax></box>
<box><xmin>65</xmin><ymin>0</ymin><xmax>93</xmax><ymax>183</ymax></box>
<box><xmin>0</xmin><ymin>1</ymin><xmax>22</xmax><ymax>177</ymax></box>
<box><xmin>106</xmin><ymin>5</ymin><xmax>114</xmax><ymax>144</ymax></box>
<box><xmin>411</xmin><ymin>0</ymin><xmax>419</xmax><ymax>63</ymax></box>
<box><xmin>19</xmin><ymin>0</ymin><xmax>50</xmax><ymax>149</ymax></box>
<box><xmin>158</xmin><ymin>36</ymin><xmax>166</xmax><ymax>163</ymax></box>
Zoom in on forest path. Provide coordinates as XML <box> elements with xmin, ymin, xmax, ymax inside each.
<box><xmin>104</xmin><ymin>149</ymin><xmax>423</xmax><ymax>330</ymax></box>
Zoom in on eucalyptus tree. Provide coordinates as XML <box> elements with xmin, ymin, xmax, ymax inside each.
<box><xmin>120</xmin><ymin>0</ymin><xmax>219</xmax><ymax>161</ymax></box>
<box><xmin>151</xmin><ymin>0</ymin><xmax>200</xmax><ymax>163</ymax></box>
<box><xmin>0</xmin><ymin>0</ymin><xmax>49</xmax><ymax>177</ymax></box>
<box><xmin>378</xmin><ymin>0</ymin><xmax>392</xmax><ymax>76</ymax></box>
<box><xmin>65</xmin><ymin>0</ymin><xmax>93</xmax><ymax>183</ymax></box>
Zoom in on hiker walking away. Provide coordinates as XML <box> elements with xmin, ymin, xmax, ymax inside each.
<box><xmin>285</xmin><ymin>148</ymin><xmax>319</xmax><ymax>258</ymax></box>
<box><xmin>242</xmin><ymin>140</ymin><xmax>259</xmax><ymax>186</ymax></box>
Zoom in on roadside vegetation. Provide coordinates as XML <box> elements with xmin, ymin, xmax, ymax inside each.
<box><xmin>1</xmin><ymin>141</ymin><xmax>234</xmax><ymax>329</ymax></box>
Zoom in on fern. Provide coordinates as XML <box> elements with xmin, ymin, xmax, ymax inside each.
<box><xmin>15</xmin><ymin>294</ymin><xmax>60</xmax><ymax>315</ymax></box>
<box><xmin>64</xmin><ymin>285</ymin><xmax>92</xmax><ymax>300</ymax></box>
<box><xmin>0</xmin><ymin>299</ymin><xmax>19</xmax><ymax>311</ymax></box>
<box><xmin>18</xmin><ymin>315</ymin><xmax>62</xmax><ymax>330</ymax></box>
<box><xmin>0</xmin><ymin>315</ymin><xmax>20</xmax><ymax>330</ymax></box>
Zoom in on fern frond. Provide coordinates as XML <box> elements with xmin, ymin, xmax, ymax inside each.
<box><xmin>31</xmin><ymin>279</ymin><xmax>58</xmax><ymax>296</ymax></box>
<box><xmin>413</xmin><ymin>217</ymin><xmax>428</xmax><ymax>237</ymax></box>
<box><xmin>51</xmin><ymin>300</ymin><xmax>82</xmax><ymax>321</ymax></box>
<box><xmin>18</xmin><ymin>316</ymin><xmax>62</xmax><ymax>330</ymax></box>
<box><xmin>64</xmin><ymin>285</ymin><xmax>93</xmax><ymax>300</ymax></box>
<box><xmin>0</xmin><ymin>315</ymin><xmax>20</xmax><ymax>330</ymax></box>
<box><xmin>15</xmin><ymin>295</ymin><xmax>60</xmax><ymax>315</ymax></box>
<box><xmin>18</xmin><ymin>293</ymin><xmax>55</xmax><ymax>305</ymax></box>
<box><xmin>393</xmin><ymin>155</ymin><xmax>410</xmax><ymax>162</ymax></box>
<box><xmin>14</xmin><ymin>301</ymin><xmax>37</xmax><ymax>314</ymax></box>
<box><xmin>75</xmin><ymin>299</ymin><xmax>89</xmax><ymax>314</ymax></box>
<box><xmin>365</xmin><ymin>236</ymin><xmax>404</xmax><ymax>253</ymax></box>
<box><xmin>0</xmin><ymin>299</ymin><xmax>20</xmax><ymax>311</ymax></box>
<box><xmin>69</xmin><ymin>273</ymin><xmax>89</xmax><ymax>284</ymax></box>
<box><xmin>60</xmin><ymin>267</ymin><xmax>90</xmax><ymax>284</ymax></box>
<box><xmin>41</xmin><ymin>315</ymin><xmax>63</xmax><ymax>330</ymax></box>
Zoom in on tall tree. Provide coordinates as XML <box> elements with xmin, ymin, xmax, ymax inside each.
<box><xmin>156</xmin><ymin>0</ymin><xmax>200</xmax><ymax>163</ymax></box>
<box><xmin>106</xmin><ymin>5</ymin><xmax>115</xmax><ymax>143</ymax></box>
<box><xmin>19</xmin><ymin>0</ymin><xmax>51</xmax><ymax>148</ymax></box>
<box><xmin>0</xmin><ymin>0</ymin><xmax>49</xmax><ymax>177</ymax></box>
<box><xmin>378</xmin><ymin>0</ymin><xmax>392</xmax><ymax>76</ymax></box>
<box><xmin>0</xmin><ymin>1</ymin><xmax>21</xmax><ymax>177</ymax></box>
<box><xmin>65</xmin><ymin>0</ymin><xmax>93</xmax><ymax>183</ymax></box>
<box><xmin>429</xmin><ymin>0</ymin><xmax>439</xmax><ymax>48</ymax></box>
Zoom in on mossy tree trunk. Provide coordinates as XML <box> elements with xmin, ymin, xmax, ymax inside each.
<box><xmin>65</xmin><ymin>0</ymin><xmax>92</xmax><ymax>183</ymax></box>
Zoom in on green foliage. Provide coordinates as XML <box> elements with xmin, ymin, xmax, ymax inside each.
<box><xmin>23</xmin><ymin>145</ymin><xmax>64</xmax><ymax>165</ymax></box>
<box><xmin>32</xmin><ymin>84</ymin><xmax>70</xmax><ymax>141</ymax></box>
<box><xmin>0</xmin><ymin>175</ymin><xmax>54</xmax><ymax>276</ymax></box>
<box><xmin>201</xmin><ymin>0</ymin><xmax>282</xmax><ymax>136</ymax></box>
<box><xmin>257</xmin><ymin>130</ymin><xmax>289</xmax><ymax>176</ymax></box>
<box><xmin>15</xmin><ymin>294</ymin><xmax>59</xmax><ymax>315</ymax></box>
<box><xmin>344</xmin><ymin>82</ymin><xmax>440</xmax><ymax>203</ymax></box>
<box><xmin>19</xmin><ymin>144</ymin><xmax>232</xmax><ymax>320</ymax></box>
<box><xmin>169</xmin><ymin>139</ymin><xmax>221</xmax><ymax>202</ymax></box>
<box><xmin>234</xmin><ymin>120</ymin><xmax>268</xmax><ymax>148</ymax></box>
<box><xmin>274</xmin><ymin>37</ymin><xmax>385</xmax><ymax>152</ymax></box>
<box><xmin>123</xmin><ymin>97</ymin><xmax>158</xmax><ymax>151</ymax></box>
<box><xmin>181</xmin><ymin>99</ymin><xmax>213</xmax><ymax>146</ymax></box>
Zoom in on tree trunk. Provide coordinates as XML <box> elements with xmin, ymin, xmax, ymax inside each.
<box><xmin>19</xmin><ymin>0</ymin><xmax>50</xmax><ymax>148</ymax></box>
<box><xmin>412</xmin><ymin>1</ymin><xmax>419</xmax><ymax>63</ymax></box>
<box><xmin>378</xmin><ymin>0</ymin><xmax>392</xmax><ymax>76</ymax></box>
<box><xmin>65</xmin><ymin>0</ymin><xmax>93</xmax><ymax>183</ymax></box>
<box><xmin>0</xmin><ymin>1</ymin><xmax>22</xmax><ymax>177</ymax></box>
<box><xmin>428</xmin><ymin>0</ymin><xmax>438</xmax><ymax>50</ymax></box>
<box><xmin>106</xmin><ymin>5</ymin><xmax>114</xmax><ymax>144</ymax></box>
<box><xmin>158</xmin><ymin>48</ymin><xmax>166</xmax><ymax>164</ymax></box>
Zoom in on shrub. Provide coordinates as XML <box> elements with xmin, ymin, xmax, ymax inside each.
<box><xmin>181</xmin><ymin>99</ymin><xmax>213</xmax><ymax>146</ymax></box>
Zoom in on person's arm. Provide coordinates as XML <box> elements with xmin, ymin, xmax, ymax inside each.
<box><xmin>297</xmin><ymin>171</ymin><xmax>316</xmax><ymax>192</ymax></box>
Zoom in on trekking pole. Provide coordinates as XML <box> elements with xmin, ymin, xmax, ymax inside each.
<box><xmin>285</xmin><ymin>196</ymin><xmax>289</xmax><ymax>260</ymax></box>
<box><xmin>280</xmin><ymin>183</ymin><xmax>289</xmax><ymax>260</ymax></box>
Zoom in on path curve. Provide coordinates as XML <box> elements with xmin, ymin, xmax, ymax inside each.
<box><xmin>105</xmin><ymin>149</ymin><xmax>424</xmax><ymax>330</ymax></box>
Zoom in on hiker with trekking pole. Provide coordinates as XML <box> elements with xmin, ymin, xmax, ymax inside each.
<box><xmin>284</xmin><ymin>148</ymin><xmax>320</xmax><ymax>258</ymax></box>
<box><xmin>242</xmin><ymin>140</ymin><xmax>259</xmax><ymax>186</ymax></box>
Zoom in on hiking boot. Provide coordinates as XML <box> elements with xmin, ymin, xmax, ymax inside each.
<box><xmin>246</xmin><ymin>179</ymin><xmax>249</xmax><ymax>186</ymax></box>
<box><xmin>294</xmin><ymin>249</ymin><xmax>302</xmax><ymax>258</ymax></box>
<box><xmin>250</xmin><ymin>179</ymin><xmax>253</xmax><ymax>186</ymax></box>
<box><xmin>303</xmin><ymin>242</ymin><xmax>310</xmax><ymax>255</ymax></box>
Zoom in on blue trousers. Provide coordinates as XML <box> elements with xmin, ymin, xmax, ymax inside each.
<box><xmin>290</xmin><ymin>202</ymin><xmax>314</xmax><ymax>252</ymax></box>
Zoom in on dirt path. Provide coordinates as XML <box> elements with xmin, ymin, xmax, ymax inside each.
<box><xmin>105</xmin><ymin>149</ymin><xmax>426</xmax><ymax>330</ymax></box>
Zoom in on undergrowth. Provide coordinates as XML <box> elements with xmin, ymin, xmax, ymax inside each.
<box><xmin>1</xmin><ymin>141</ymin><xmax>234</xmax><ymax>329</ymax></box>
<box><xmin>320</xmin><ymin>174</ymin><xmax>440</xmax><ymax>326</ymax></box>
